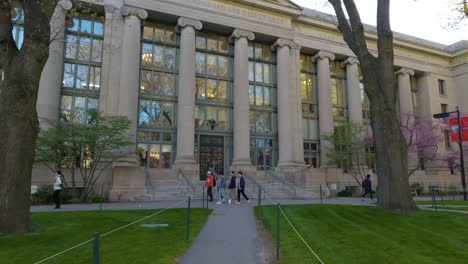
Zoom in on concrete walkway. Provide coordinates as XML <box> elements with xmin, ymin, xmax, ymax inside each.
<box><xmin>178</xmin><ymin>200</ymin><xmax>265</xmax><ymax>264</ymax></box>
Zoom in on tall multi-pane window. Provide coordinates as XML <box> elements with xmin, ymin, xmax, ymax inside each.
<box><xmin>137</xmin><ymin>24</ymin><xmax>178</xmax><ymax>169</ymax></box>
<box><xmin>11</xmin><ymin>7</ymin><xmax>24</xmax><ymax>49</ymax></box>
<box><xmin>60</xmin><ymin>17</ymin><xmax>104</xmax><ymax>123</ymax></box>
<box><xmin>194</xmin><ymin>32</ymin><xmax>231</xmax><ymax>131</ymax></box>
<box><xmin>248</xmin><ymin>42</ymin><xmax>278</xmax><ymax>170</ymax></box>
<box><xmin>411</xmin><ymin>76</ymin><xmax>418</xmax><ymax>112</ymax></box>
<box><xmin>438</xmin><ymin>79</ymin><xmax>446</xmax><ymax>96</ymax></box>
<box><xmin>330</xmin><ymin>61</ymin><xmax>347</xmax><ymax>120</ymax></box>
<box><xmin>300</xmin><ymin>54</ymin><xmax>316</xmax><ymax>115</ymax></box>
<box><xmin>301</xmin><ymin>54</ymin><xmax>319</xmax><ymax>168</ymax></box>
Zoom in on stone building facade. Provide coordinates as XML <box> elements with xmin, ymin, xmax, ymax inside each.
<box><xmin>24</xmin><ymin>0</ymin><xmax>468</xmax><ymax>199</ymax></box>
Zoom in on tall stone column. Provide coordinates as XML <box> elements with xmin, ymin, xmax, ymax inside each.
<box><xmin>174</xmin><ymin>18</ymin><xmax>203</xmax><ymax>168</ymax></box>
<box><xmin>272</xmin><ymin>38</ymin><xmax>299</xmax><ymax>168</ymax></box>
<box><xmin>230</xmin><ymin>29</ymin><xmax>255</xmax><ymax>170</ymax></box>
<box><xmin>396</xmin><ymin>67</ymin><xmax>415</xmax><ymax>114</ymax></box>
<box><xmin>344</xmin><ymin>57</ymin><xmax>362</xmax><ymax>124</ymax></box>
<box><xmin>313</xmin><ymin>51</ymin><xmax>335</xmax><ymax>166</ymax></box>
<box><xmin>100</xmin><ymin>5</ymin><xmax>124</xmax><ymax>115</ymax></box>
<box><xmin>293</xmin><ymin>47</ymin><xmax>306</xmax><ymax>166</ymax></box>
<box><xmin>37</xmin><ymin>0</ymin><xmax>72</xmax><ymax>123</ymax></box>
<box><xmin>118</xmin><ymin>6</ymin><xmax>147</xmax><ymax>143</ymax></box>
<box><xmin>110</xmin><ymin>6</ymin><xmax>148</xmax><ymax>201</ymax></box>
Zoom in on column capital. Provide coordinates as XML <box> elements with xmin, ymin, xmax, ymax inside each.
<box><xmin>229</xmin><ymin>29</ymin><xmax>255</xmax><ymax>43</ymax></box>
<box><xmin>104</xmin><ymin>5</ymin><xmax>117</xmax><ymax>15</ymax></box>
<box><xmin>58</xmin><ymin>0</ymin><xmax>73</xmax><ymax>10</ymax></box>
<box><xmin>343</xmin><ymin>57</ymin><xmax>359</xmax><ymax>66</ymax></box>
<box><xmin>271</xmin><ymin>38</ymin><xmax>299</xmax><ymax>51</ymax></box>
<box><xmin>395</xmin><ymin>67</ymin><xmax>415</xmax><ymax>76</ymax></box>
<box><xmin>177</xmin><ymin>17</ymin><xmax>203</xmax><ymax>31</ymax></box>
<box><xmin>120</xmin><ymin>6</ymin><xmax>148</xmax><ymax>20</ymax></box>
<box><xmin>313</xmin><ymin>51</ymin><xmax>335</xmax><ymax>62</ymax></box>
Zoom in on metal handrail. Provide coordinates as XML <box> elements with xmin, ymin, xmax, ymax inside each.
<box><xmin>178</xmin><ymin>169</ymin><xmax>196</xmax><ymax>193</ymax></box>
<box><xmin>265</xmin><ymin>169</ymin><xmax>296</xmax><ymax>196</ymax></box>
<box><xmin>244</xmin><ymin>174</ymin><xmax>267</xmax><ymax>193</ymax></box>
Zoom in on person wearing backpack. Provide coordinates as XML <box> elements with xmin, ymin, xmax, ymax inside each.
<box><xmin>361</xmin><ymin>174</ymin><xmax>373</xmax><ymax>201</ymax></box>
<box><xmin>227</xmin><ymin>171</ymin><xmax>237</xmax><ymax>199</ymax></box>
<box><xmin>205</xmin><ymin>171</ymin><xmax>214</xmax><ymax>202</ymax></box>
<box><xmin>236</xmin><ymin>171</ymin><xmax>250</xmax><ymax>204</ymax></box>
<box><xmin>53</xmin><ymin>170</ymin><xmax>63</xmax><ymax>209</ymax></box>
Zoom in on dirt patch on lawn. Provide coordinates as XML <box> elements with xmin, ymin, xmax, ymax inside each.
<box><xmin>255</xmin><ymin>216</ymin><xmax>279</xmax><ymax>264</ymax></box>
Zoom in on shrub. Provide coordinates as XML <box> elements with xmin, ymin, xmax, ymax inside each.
<box><xmin>87</xmin><ymin>194</ymin><xmax>105</xmax><ymax>203</ymax></box>
<box><xmin>337</xmin><ymin>188</ymin><xmax>353</xmax><ymax>197</ymax></box>
<box><xmin>410</xmin><ymin>183</ymin><xmax>424</xmax><ymax>195</ymax></box>
<box><xmin>31</xmin><ymin>185</ymin><xmax>76</xmax><ymax>204</ymax></box>
<box><xmin>31</xmin><ymin>185</ymin><xmax>53</xmax><ymax>204</ymax></box>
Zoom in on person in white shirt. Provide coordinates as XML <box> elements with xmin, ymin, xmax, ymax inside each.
<box><xmin>53</xmin><ymin>170</ymin><xmax>63</xmax><ymax>209</ymax></box>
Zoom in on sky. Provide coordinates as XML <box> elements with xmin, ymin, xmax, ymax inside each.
<box><xmin>292</xmin><ymin>0</ymin><xmax>468</xmax><ymax>45</ymax></box>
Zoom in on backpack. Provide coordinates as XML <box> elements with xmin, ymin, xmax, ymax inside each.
<box><xmin>212</xmin><ymin>177</ymin><xmax>216</xmax><ymax>187</ymax></box>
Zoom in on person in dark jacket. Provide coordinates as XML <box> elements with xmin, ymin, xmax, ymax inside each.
<box><xmin>227</xmin><ymin>171</ymin><xmax>237</xmax><ymax>199</ymax></box>
<box><xmin>236</xmin><ymin>171</ymin><xmax>250</xmax><ymax>204</ymax></box>
<box><xmin>361</xmin><ymin>174</ymin><xmax>373</xmax><ymax>200</ymax></box>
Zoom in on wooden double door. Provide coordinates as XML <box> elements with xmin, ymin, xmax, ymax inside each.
<box><xmin>199</xmin><ymin>135</ymin><xmax>224</xmax><ymax>180</ymax></box>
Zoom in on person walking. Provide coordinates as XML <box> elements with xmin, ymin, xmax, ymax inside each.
<box><xmin>205</xmin><ymin>171</ymin><xmax>214</xmax><ymax>202</ymax></box>
<box><xmin>53</xmin><ymin>170</ymin><xmax>63</xmax><ymax>209</ymax></box>
<box><xmin>236</xmin><ymin>171</ymin><xmax>250</xmax><ymax>204</ymax></box>
<box><xmin>227</xmin><ymin>171</ymin><xmax>237</xmax><ymax>199</ymax></box>
<box><xmin>361</xmin><ymin>174</ymin><xmax>373</xmax><ymax>201</ymax></box>
<box><xmin>216</xmin><ymin>172</ymin><xmax>231</xmax><ymax>205</ymax></box>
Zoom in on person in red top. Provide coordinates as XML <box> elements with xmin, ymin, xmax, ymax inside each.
<box><xmin>205</xmin><ymin>171</ymin><xmax>214</xmax><ymax>202</ymax></box>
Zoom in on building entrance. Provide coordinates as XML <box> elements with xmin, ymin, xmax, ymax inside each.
<box><xmin>199</xmin><ymin>135</ymin><xmax>224</xmax><ymax>180</ymax></box>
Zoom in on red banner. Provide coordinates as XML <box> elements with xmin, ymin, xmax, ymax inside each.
<box><xmin>450</xmin><ymin>117</ymin><xmax>468</xmax><ymax>142</ymax></box>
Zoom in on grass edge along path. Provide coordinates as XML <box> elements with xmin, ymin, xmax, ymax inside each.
<box><xmin>255</xmin><ymin>204</ymin><xmax>468</xmax><ymax>264</ymax></box>
<box><xmin>0</xmin><ymin>206</ymin><xmax>212</xmax><ymax>264</ymax></box>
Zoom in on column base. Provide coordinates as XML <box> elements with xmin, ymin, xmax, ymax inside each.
<box><xmin>173</xmin><ymin>163</ymin><xmax>200</xmax><ymax>182</ymax></box>
<box><xmin>229</xmin><ymin>162</ymin><xmax>257</xmax><ymax>179</ymax></box>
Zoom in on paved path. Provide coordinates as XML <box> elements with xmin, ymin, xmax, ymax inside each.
<box><xmin>178</xmin><ymin>200</ymin><xmax>265</xmax><ymax>264</ymax></box>
<box><xmin>30</xmin><ymin>197</ymin><xmax>376</xmax><ymax>213</ymax></box>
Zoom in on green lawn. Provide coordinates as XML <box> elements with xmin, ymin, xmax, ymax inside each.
<box><xmin>416</xmin><ymin>199</ymin><xmax>468</xmax><ymax>206</ymax></box>
<box><xmin>255</xmin><ymin>205</ymin><xmax>468</xmax><ymax>264</ymax></box>
<box><xmin>0</xmin><ymin>209</ymin><xmax>211</xmax><ymax>263</ymax></box>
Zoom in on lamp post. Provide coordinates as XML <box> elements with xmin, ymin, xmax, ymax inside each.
<box><xmin>433</xmin><ymin>106</ymin><xmax>467</xmax><ymax>201</ymax></box>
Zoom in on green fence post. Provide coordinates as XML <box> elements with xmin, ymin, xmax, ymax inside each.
<box><xmin>431</xmin><ymin>187</ymin><xmax>437</xmax><ymax>210</ymax></box>
<box><xmin>100</xmin><ymin>184</ymin><xmax>104</xmax><ymax>211</ymax></box>
<box><xmin>202</xmin><ymin>186</ymin><xmax>205</xmax><ymax>209</ymax></box>
<box><xmin>320</xmin><ymin>185</ymin><xmax>323</xmax><ymax>205</ymax></box>
<box><xmin>186</xmin><ymin>196</ymin><xmax>191</xmax><ymax>241</ymax></box>
<box><xmin>93</xmin><ymin>232</ymin><xmax>100</xmax><ymax>264</ymax></box>
<box><xmin>276</xmin><ymin>203</ymin><xmax>280</xmax><ymax>261</ymax></box>
<box><xmin>258</xmin><ymin>187</ymin><xmax>262</xmax><ymax>207</ymax></box>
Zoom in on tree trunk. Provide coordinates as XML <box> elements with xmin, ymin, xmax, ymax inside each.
<box><xmin>0</xmin><ymin>0</ymin><xmax>57</xmax><ymax>234</ymax></box>
<box><xmin>0</xmin><ymin>57</ymin><xmax>41</xmax><ymax>233</ymax></box>
<box><xmin>366</xmin><ymin>74</ymin><xmax>417</xmax><ymax>212</ymax></box>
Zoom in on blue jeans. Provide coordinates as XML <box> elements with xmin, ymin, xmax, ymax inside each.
<box><xmin>218</xmin><ymin>188</ymin><xmax>227</xmax><ymax>202</ymax></box>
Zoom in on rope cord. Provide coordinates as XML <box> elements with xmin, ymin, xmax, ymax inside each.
<box><xmin>34</xmin><ymin>198</ymin><xmax>189</xmax><ymax>264</ymax></box>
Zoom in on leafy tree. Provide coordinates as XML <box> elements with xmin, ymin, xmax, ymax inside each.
<box><xmin>35</xmin><ymin>112</ymin><xmax>133</xmax><ymax>201</ymax></box>
<box><xmin>328</xmin><ymin>0</ymin><xmax>417</xmax><ymax>211</ymax></box>
<box><xmin>399</xmin><ymin>113</ymin><xmax>444</xmax><ymax>176</ymax></box>
<box><xmin>322</xmin><ymin>121</ymin><xmax>374</xmax><ymax>186</ymax></box>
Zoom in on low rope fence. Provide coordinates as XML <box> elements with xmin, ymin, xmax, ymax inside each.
<box><xmin>250</xmin><ymin>182</ymin><xmax>325</xmax><ymax>264</ymax></box>
<box><xmin>34</xmin><ymin>197</ymin><xmax>190</xmax><ymax>264</ymax></box>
